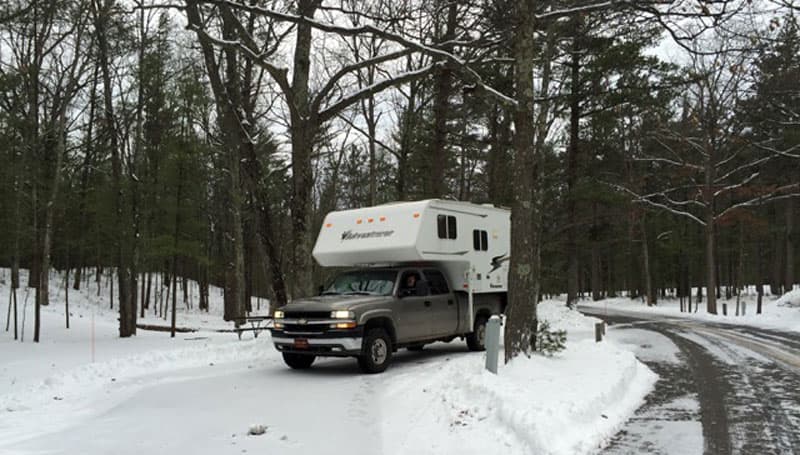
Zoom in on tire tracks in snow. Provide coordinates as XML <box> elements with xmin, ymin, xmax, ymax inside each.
<box><xmin>589</xmin><ymin>310</ymin><xmax>800</xmax><ymax>455</ymax></box>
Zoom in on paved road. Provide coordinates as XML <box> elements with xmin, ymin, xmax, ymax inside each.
<box><xmin>581</xmin><ymin>308</ymin><xmax>800</xmax><ymax>455</ymax></box>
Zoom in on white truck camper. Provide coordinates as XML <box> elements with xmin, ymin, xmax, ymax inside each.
<box><xmin>314</xmin><ymin>200</ymin><xmax>510</xmax><ymax>322</ymax></box>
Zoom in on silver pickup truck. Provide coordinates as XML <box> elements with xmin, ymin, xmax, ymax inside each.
<box><xmin>270</xmin><ymin>266</ymin><xmax>504</xmax><ymax>373</ymax></box>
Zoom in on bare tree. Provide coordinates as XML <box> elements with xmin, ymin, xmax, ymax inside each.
<box><xmin>617</xmin><ymin>32</ymin><xmax>799</xmax><ymax>314</ymax></box>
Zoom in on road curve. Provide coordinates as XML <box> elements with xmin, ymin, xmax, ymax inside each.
<box><xmin>581</xmin><ymin>308</ymin><xmax>800</xmax><ymax>455</ymax></box>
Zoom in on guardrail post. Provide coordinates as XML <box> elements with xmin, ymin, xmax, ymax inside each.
<box><xmin>722</xmin><ymin>303</ymin><xmax>727</xmax><ymax>316</ymax></box>
<box><xmin>485</xmin><ymin>315</ymin><xmax>502</xmax><ymax>374</ymax></box>
<box><xmin>595</xmin><ymin>322</ymin><xmax>605</xmax><ymax>342</ymax></box>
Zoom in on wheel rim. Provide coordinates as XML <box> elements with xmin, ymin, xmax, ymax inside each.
<box><xmin>371</xmin><ymin>338</ymin><xmax>388</xmax><ymax>364</ymax></box>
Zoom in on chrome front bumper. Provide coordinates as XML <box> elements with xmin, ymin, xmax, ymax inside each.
<box><xmin>272</xmin><ymin>336</ymin><xmax>363</xmax><ymax>352</ymax></box>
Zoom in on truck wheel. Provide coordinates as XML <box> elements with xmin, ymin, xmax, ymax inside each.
<box><xmin>466</xmin><ymin>316</ymin><xmax>488</xmax><ymax>352</ymax></box>
<box><xmin>282</xmin><ymin>353</ymin><xmax>316</xmax><ymax>369</ymax></box>
<box><xmin>358</xmin><ymin>328</ymin><xmax>393</xmax><ymax>374</ymax></box>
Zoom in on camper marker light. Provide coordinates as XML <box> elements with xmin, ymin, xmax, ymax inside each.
<box><xmin>331</xmin><ymin>310</ymin><xmax>354</xmax><ymax>319</ymax></box>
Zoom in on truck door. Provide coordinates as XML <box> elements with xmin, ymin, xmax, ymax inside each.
<box><xmin>423</xmin><ymin>269</ymin><xmax>459</xmax><ymax>337</ymax></box>
<box><xmin>395</xmin><ymin>270</ymin><xmax>430</xmax><ymax>342</ymax></box>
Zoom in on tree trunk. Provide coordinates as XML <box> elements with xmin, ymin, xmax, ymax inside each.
<box><xmin>786</xmin><ymin>199</ymin><xmax>795</xmax><ymax>293</ymax></box>
<box><xmin>36</xmin><ymin>107</ymin><xmax>68</xmax><ymax>342</ymax></box>
<box><xmin>185</xmin><ymin>0</ymin><xmax>246</xmax><ymax>321</ymax></box>
<box><xmin>288</xmin><ymin>0</ymin><xmax>321</xmax><ymax>301</ymax></box>
<box><xmin>29</xmin><ymin>187</ymin><xmax>40</xmax><ymax>290</ymax></box>
<box><xmin>641</xmin><ymin>215</ymin><xmax>655</xmax><ymax>306</ymax></box>
<box><xmin>771</xmin><ymin>230</ymin><xmax>784</xmax><ymax>295</ymax></box>
<box><xmin>171</xmin><ymin>161</ymin><xmax>183</xmax><ymax>338</ymax></box>
<box><xmin>74</xmin><ymin>68</ymin><xmax>98</xmax><ymax>291</ymax></box>
<box><xmin>591</xmin><ymin>203</ymin><xmax>602</xmax><ymax>301</ymax></box>
<box><xmin>704</xmin><ymin>220</ymin><xmax>718</xmax><ymax>314</ymax></box>
<box><xmin>565</xmin><ymin>26</ymin><xmax>582</xmax><ymax>308</ymax></box>
<box><xmin>505</xmin><ymin>0</ymin><xmax>538</xmax><ymax>362</ymax></box>
<box><xmin>93</xmin><ymin>0</ymin><xmax>135</xmax><ymax>336</ymax></box>
<box><xmin>427</xmin><ymin>0</ymin><xmax>457</xmax><ymax>198</ymax></box>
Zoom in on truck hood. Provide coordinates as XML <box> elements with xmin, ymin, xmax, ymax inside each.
<box><xmin>282</xmin><ymin>295</ymin><xmax>392</xmax><ymax>313</ymax></box>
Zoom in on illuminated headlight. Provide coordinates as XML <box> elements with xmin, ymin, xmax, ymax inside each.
<box><xmin>331</xmin><ymin>310</ymin><xmax>354</xmax><ymax>319</ymax></box>
<box><xmin>273</xmin><ymin>310</ymin><xmax>285</xmax><ymax>319</ymax></box>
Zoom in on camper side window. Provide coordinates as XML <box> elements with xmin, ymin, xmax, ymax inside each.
<box><xmin>473</xmin><ymin>230</ymin><xmax>489</xmax><ymax>251</ymax></box>
<box><xmin>437</xmin><ymin>215</ymin><xmax>457</xmax><ymax>240</ymax></box>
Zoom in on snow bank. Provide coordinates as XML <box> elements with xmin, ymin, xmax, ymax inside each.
<box><xmin>380</xmin><ymin>302</ymin><xmax>657</xmax><ymax>455</ymax></box>
<box><xmin>0</xmin><ymin>336</ymin><xmax>271</xmax><ymax>415</ymax></box>
<box><xmin>776</xmin><ymin>289</ymin><xmax>800</xmax><ymax>308</ymax></box>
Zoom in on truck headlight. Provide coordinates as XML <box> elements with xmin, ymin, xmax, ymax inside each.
<box><xmin>274</xmin><ymin>310</ymin><xmax>285</xmax><ymax>319</ymax></box>
<box><xmin>331</xmin><ymin>310</ymin><xmax>354</xmax><ymax>319</ymax></box>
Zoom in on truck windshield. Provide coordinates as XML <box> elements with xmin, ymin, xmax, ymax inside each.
<box><xmin>323</xmin><ymin>270</ymin><xmax>397</xmax><ymax>296</ymax></box>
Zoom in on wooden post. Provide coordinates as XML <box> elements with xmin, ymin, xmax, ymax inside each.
<box><xmin>595</xmin><ymin>322</ymin><xmax>604</xmax><ymax>342</ymax></box>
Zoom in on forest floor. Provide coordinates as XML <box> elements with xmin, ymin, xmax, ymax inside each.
<box><xmin>0</xmin><ymin>268</ymin><xmax>657</xmax><ymax>455</ymax></box>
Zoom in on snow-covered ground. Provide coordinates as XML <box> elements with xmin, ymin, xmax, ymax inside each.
<box><xmin>381</xmin><ymin>302</ymin><xmax>657</xmax><ymax>455</ymax></box>
<box><xmin>580</xmin><ymin>288</ymin><xmax>800</xmax><ymax>334</ymax></box>
<box><xmin>1</xmin><ymin>269</ymin><xmax>656</xmax><ymax>455</ymax></box>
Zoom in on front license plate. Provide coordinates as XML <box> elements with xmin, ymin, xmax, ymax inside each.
<box><xmin>293</xmin><ymin>338</ymin><xmax>309</xmax><ymax>349</ymax></box>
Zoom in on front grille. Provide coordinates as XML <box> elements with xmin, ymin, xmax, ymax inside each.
<box><xmin>284</xmin><ymin>324</ymin><xmax>328</xmax><ymax>334</ymax></box>
<box><xmin>285</xmin><ymin>311</ymin><xmax>330</xmax><ymax>319</ymax></box>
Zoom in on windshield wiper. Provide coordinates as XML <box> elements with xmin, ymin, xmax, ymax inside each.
<box><xmin>343</xmin><ymin>291</ymin><xmax>372</xmax><ymax>296</ymax></box>
<box><xmin>321</xmin><ymin>291</ymin><xmax>341</xmax><ymax>296</ymax></box>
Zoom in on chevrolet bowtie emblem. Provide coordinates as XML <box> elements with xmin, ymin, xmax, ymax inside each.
<box><xmin>298</xmin><ymin>319</ymin><xmax>308</xmax><ymax>325</ymax></box>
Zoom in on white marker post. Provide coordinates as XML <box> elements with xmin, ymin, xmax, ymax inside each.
<box><xmin>485</xmin><ymin>315</ymin><xmax>502</xmax><ymax>374</ymax></box>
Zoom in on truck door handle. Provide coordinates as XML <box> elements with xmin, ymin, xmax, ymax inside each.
<box><xmin>424</xmin><ymin>301</ymin><xmax>432</xmax><ymax>307</ymax></box>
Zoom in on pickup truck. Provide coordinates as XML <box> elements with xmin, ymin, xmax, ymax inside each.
<box><xmin>270</xmin><ymin>266</ymin><xmax>504</xmax><ymax>373</ymax></box>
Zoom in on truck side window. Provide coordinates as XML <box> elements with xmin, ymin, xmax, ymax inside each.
<box><xmin>473</xmin><ymin>230</ymin><xmax>488</xmax><ymax>251</ymax></box>
<box><xmin>437</xmin><ymin>215</ymin><xmax>458</xmax><ymax>240</ymax></box>
<box><xmin>423</xmin><ymin>269</ymin><xmax>450</xmax><ymax>295</ymax></box>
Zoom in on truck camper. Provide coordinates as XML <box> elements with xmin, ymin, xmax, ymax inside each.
<box><xmin>270</xmin><ymin>200</ymin><xmax>510</xmax><ymax>373</ymax></box>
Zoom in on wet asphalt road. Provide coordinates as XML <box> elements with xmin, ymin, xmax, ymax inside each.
<box><xmin>581</xmin><ymin>308</ymin><xmax>800</xmax><ymax>455</ymax></box>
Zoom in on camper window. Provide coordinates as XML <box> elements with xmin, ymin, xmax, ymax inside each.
<box><xmin>437</xmin><ymin>215</ymin><xmax>457</xmax><ymax>240</ymax></box>
<box><xmin>473</xmin><ymin>230</ymin><xmax>489</xmax><ymax>251</ymax></box>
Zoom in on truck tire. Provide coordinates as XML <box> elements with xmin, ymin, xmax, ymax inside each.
<box><xmin>466</xmin><ymin>315</ymin><xmax>488</xmax><ymax>352</ymax></box>
<box><xmin>358</xmin><ymin>328</ymin><xmax>393</xmax><ymax>374</ymax></box>
<box><xmin>282</xmin><ymin>353</ymin><xmax>316</xmax><ymax>369</ymax></box>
